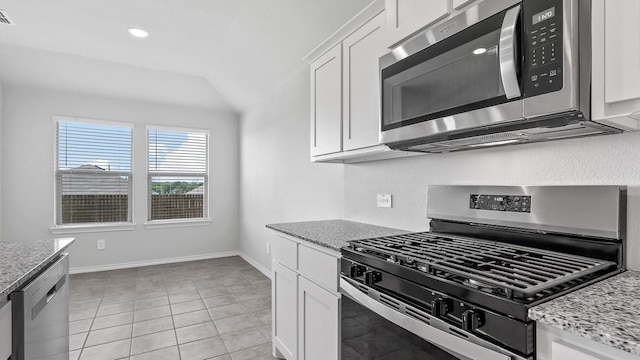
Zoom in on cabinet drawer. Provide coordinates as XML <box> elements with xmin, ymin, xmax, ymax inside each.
<box><xmin>271</xmin><ymin>234</ymin><xmax>298</xmax><ymax>270</ymax></box>
<box><xmin>0</xmin><ymin>301</ymin><xmax>11</xmax><ymax>360</ymax></box>
<box><xmin>298</xmin><ymin>245</ymin><xmax>340</xmax><ymax>293</ymax></box>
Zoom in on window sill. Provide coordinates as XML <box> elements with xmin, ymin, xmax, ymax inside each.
<box><xmin>144</xmin><ymin>218</ymin><xmax>212</xmax><ymax>230</ymax></box>
<box><xmin>50</xmin><ymin>223</ymin><xmax>136</xmax><ymax>234</ymax></box>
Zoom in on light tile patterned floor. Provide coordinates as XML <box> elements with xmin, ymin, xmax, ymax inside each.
<box><xmin>68</xmin><ymin>256</ymin><xmax>276</xmax><ymax>360</ymax></box>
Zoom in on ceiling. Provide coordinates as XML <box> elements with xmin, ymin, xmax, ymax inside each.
<box><xmin>0</xmin><ymin>0</ymin><xmax>372</xmax><ymax>112</ymax></box>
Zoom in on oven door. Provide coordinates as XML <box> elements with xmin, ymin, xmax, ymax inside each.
<box><xmin>380</xmin><ymin>0</ymin><xmax>524</xmax><ymax>145</ymax></box>
<box><xmin>340</xmin><ymin>278</ymin><xmax>530</xmax><ymax>360</ymax></box>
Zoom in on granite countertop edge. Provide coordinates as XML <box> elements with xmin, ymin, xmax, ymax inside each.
<box><xmin>0</xmin><ymin>239</ymin><xmax>75</xmax><ymax>308</ymax></box>
<box><xmin>265</xmin><ymin>224</ymin><xmax>344</xmax><ymax>251</ymax></box>
<box><xmin>266</xmin><ymin>219</ymin><xmax>410</xmax><ymax>252</ymax></box>
<box><xmin>265</xmin><ymin>226</ymin><xmax>328</xmax><ymax>250</ymax></box>
<box><xmin>528</xmin><ymin>271</ymin><xmax>640</xmax><ymax>356</ymax></box>
<box><xmin>529</xmin><ymin>309</ymin><xmax>640</xmax><ymax>355</ymax></box>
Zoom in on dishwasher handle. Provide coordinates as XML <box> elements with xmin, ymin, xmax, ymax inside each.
<box><xmin>32</xmin><ymin>274</ymin><xmax>66</xmax><ymax>321</ymax></box>
<box><xmin>46</xmin><ymin>283</ymin><xmax>59</xmax><ymax>304</ymax></box>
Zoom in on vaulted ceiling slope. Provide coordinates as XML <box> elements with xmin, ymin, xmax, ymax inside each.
<box><xmin>0</xmin><ymin>0</ymin><xmax>372</xmax><ymax>112</ymax></box>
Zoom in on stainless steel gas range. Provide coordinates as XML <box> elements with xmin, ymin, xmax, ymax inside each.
<box><xmin>340</xmin><ymin>185</ymin><xmax>625</xmax><ymax>360</ymax></box>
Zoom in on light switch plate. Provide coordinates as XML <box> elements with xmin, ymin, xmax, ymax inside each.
<box><xmin>97</xmin><ymin>239</ymin><xmax>105</xmax><ymax>250</ymax></box>
<box><xmin>377</xmin><ymin>194</ymin><xmax>392</xmax><ymax>208</ymax></box>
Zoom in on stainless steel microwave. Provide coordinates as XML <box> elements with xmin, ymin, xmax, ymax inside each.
<box><xmin>379</xmin><ymin>0</ymin><xmax>627</xmax><ymax>153</ymax></box>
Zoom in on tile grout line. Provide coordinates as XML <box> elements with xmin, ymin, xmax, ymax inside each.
<box><xmin>164</xmin><ymin>269</ymin><xmax>182</xmax><ymax>360</ymax></box>
<box><xmin>77</xmin><ymin>291</ymin><xmax>104</xmax><ymax>360</ymax></box>
<box><xmin>128</xmin><ymin>291</ymin><xmax>134</xmax><ymax>359</ymax></box>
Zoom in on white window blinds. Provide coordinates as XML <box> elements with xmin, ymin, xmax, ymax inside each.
<box><xmin>55</xmin><ymin>117</ymin><xmax>133</xmax><ymax>225</ymax></box>
<box><xmin>147</xmin><ymin>127</ymin><xmax>208</xmax><ymax>221</ymax></box>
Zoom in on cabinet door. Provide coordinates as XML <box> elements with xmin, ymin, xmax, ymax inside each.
<box><xmin>272</xmin><ymin>260</ymin><xmax>298</xmax><ymax>360</ymax></box>
<box><xmin>385</xmin><ymin>0</ymin><xmax>450</xmax><ymax>48</ymax></box>
<box><xmin>552</xmin><ymin>341</ymin><xmax>613</xmax><ymax>360</ymax></box>
<box><xmin>298</xmin><ymin>244</ymin><xmax>340</xmax><ymax>293</ymax></box>
<box><xmin>452</xmin><ymin>0</ymin><xmax>475</xmax><ymax>10</ymax></box>
<box><xmin>342</xmin><ymin>11</ymin><xmax>387</xmax><ymax>151</ymax></box>
<box><xmin>0</xmin><ymin>301</ymin><xmax>11</xmax><ymax>360</ymax></box>
<box><xmin>591</xmin><ymin>0</ymin><xmax>640</xmax><ymax>128</ymax></box>
<box><xmin>310</xmin><ymin>45</ymin><xmax>342</xmax><ymax>156</ymax></box>
<box><xmin>298</xmin><ymin>277</ymin><xmax>340</xmax><ymax>360</ymax></box>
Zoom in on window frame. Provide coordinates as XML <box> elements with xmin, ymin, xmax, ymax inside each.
<box><xmin>51</xmin><ymin>115</ymin><xmax>135</xmax><ymax>232</ymax></box>
<box><xmin>145</xmin><ymin>124</ymin><xmax>210</xmax><ymax>227</ymax></box>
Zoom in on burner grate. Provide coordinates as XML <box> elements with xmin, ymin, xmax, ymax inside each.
<box><xmin>350</xmin><ymin>232</ymin><xmax>616</xmax><ymax>297</ymax></box>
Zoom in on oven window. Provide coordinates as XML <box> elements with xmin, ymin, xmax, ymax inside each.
<box><xmin>342</xmin><ymin>296</ymin><xmax>462</xmax><ymax>360</ymax></box>
<box><xmin>381</xmin><ymin>7</ymin><xmax>521</xmax><ymax>131</ymax></box>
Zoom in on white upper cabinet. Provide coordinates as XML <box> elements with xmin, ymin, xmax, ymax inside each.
<box><xmin>384</xmin><ymin>0</ymin><xmax>450</xmax><ymax>48</ymax></box>
<box><xmin>591</xmin><ymin>0</ymin><xmax>640</xmax><ymax>129</ymax></box>
<box><xmin>310</xmin><ymin>45</ymin><xmax>343</xmax><ymax>157</ymax></box>
<box><xmin>342</xmin><ymin>12</ymin><xmax>387</xmax><ymax>151</ymax></box>
<box><xmin>452</xmin><ymin>0</ymin><xmax>475</xmax><ymax>10</ymax></box>
<box><xmin>308</xmin><ymin>1</ymin><xmax>419</xmax><ymax>163</ymax></box>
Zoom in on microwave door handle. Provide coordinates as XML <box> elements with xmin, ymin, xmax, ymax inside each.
<box><xmin>499</xmin><ymin>5</ymin><xmax>521</xmax><ymax>99</ymax></box>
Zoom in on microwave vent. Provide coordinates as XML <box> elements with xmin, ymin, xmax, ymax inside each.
<box><xmin>0</xmin><ymin>10</ymin><xmax>15</xmax><ymax>25</ymax></box>
<box><xmin>405</xmin><ymin>132</ymin><xmax>527</xmax><ymax>153</ymax></box>
<box><xmin>432</xmin><ymin>132</ymin><xmax>526</xmax><ymax>148</ymax></box>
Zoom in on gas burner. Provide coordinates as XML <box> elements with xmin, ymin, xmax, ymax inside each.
<box><xmin>349</xmin><ymin>232</ymin><xmax>616</xmax><ymax>299</ymax></box>
<box><xmin>465</xmin><ymin>278</ymin><xmax>500</xmax><ymax>291</ymax></box>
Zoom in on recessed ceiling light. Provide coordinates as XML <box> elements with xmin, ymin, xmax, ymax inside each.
<box><xmin>128</xmin><ymin>27</ymin><xmax>149</xmax><ymax>38</ymax></box>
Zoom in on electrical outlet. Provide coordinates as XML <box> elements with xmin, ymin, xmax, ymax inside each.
<box><xmin>266</xmin><ymin>243</ymin><xmax>271</xmax><ymax>255</ymax></box>
<box><xmin>377</xmin><ymin>194</ymin><xmax>392</xmax><ymax>208</ymax></box>
<box><xmin>97</xmin><ymin>239</ymin><xmax>105</xmax><ymax>250</ymax></box>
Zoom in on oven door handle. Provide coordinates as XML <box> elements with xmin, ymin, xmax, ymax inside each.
<box><xmin>339</xmin><ymin>278</ymin><xmax>513</xmax><ymax>360</ymax></box>
<box><xmin>499</xmin><ymin>5</ymin><xmax>522</xmax><ymax>99</ymax></box>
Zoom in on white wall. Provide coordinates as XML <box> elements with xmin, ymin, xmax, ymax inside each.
<box><xmin>344</xmin><ymin>132</ymin><xmax>640</xmax><ymax>270</ymax></box>
<box><xmin>1</xmin><ymin>85</ymin><xmax>240</xmax><ymax>271</ymax></box>
<box><xmin>239</xmin><ymin>66</ymin><xmax>344</xmax><ymax>272</ymax></box>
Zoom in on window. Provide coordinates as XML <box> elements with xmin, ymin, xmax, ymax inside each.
<box><xmin>55</xmin><ymin>117</ymin><xmax>133</xmax><ymax>225</ymax></box>
<box><xmin>147</xmin><ymin>126</ymin><xmax>208</xmax><ymax>221</ymax></box>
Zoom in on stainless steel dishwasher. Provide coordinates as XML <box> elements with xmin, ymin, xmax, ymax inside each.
<box><xmin>11</xmin><ymin>254</ymin><xmax>69</xmax><ymax>360</ymax></box>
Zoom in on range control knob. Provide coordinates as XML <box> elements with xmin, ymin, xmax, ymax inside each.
<box><xmin>364</xmin><ymin>271</ymin><xmax>382</xmax><ymax>285</ymax></box>
<box><xmin>462</xmin><ymin>310</ymin><xmax>485</xmax><ymax>332</ymax></box>
<box><xmin>348</xmin><ymin>265</ymin><xmax>365</xmax><ymax>278</ymax></box>
<box><xmin>431</xmin><ymin>298</ymin><xmax>453</xmax><ymax>317</ymax></box>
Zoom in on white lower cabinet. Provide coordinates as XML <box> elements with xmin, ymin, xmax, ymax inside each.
<box><xmin>272</xmin><ymin>260</ymin><xmax>298</xmax><ymax>360</ymax></box>
<box><xmin>537</xmin><ymin>322</ymin><xmax>640</xmax><ymax>360</ymax></box>
<box><xmin>0</xmin><ymin>301</ymin><xmax>11</xmax><ymax>360</ymax></box>
<box><xmin>298</xmin><ymin>277</ymin><xmax>340</xmax><ymax>360</ymax></box>
<box><xmin>271</xmin><ymin>233</ymin><xmax>341</xmax><ymax>360</ymax></box>
<box><xmin>552</xmin><ymin>341</ymin><xmax>613</xmax><ymax>360</ymax></box>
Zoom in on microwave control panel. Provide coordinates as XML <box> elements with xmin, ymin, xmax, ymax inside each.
<box><xmin>523</xmin><ymin>0</ymin><xmax>564</xmax><ymax>97</ymax></box>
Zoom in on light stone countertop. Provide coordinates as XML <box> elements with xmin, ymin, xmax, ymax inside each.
<box><xmin>266</xmin><ymin>219</ymin><xmax>409</xmax><ymax>252</ymax></box>
<box><xmin>0</xmin><ymin>238</ymin><xmax>75</xmax><ymax>307</ymax></box>
<box><xmin>529</xmin><ymin>270</ymin><xmax>640</xmax><ymax>355</ymax></box>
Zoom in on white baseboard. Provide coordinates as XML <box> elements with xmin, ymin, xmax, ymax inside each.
<box><xmin>239</xmin><ymin>252</ymin><xmax>272</xmax><ymax>279</ymax></box>
<box><xmin>69</xmin><ymin>251</ymin><xmax>240</xmax><ymax>274</ymax></box>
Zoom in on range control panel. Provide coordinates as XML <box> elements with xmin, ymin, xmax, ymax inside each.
<box><xmin>523</xmin><ymin>0</ymin><xmax>563</xmax><ymax>97</ymax></box>
<box><xmin>470</xmin><ymin>194</ymin><xmax>531</xmax><ymax>213</ymax></box>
